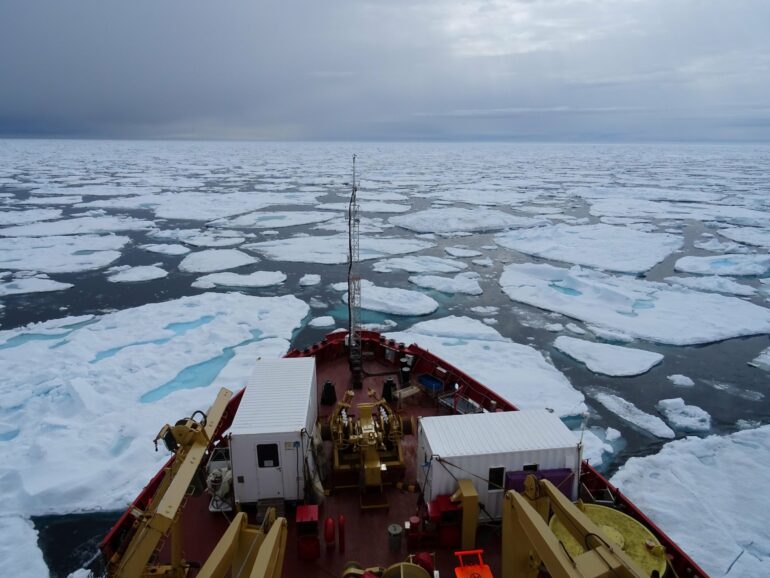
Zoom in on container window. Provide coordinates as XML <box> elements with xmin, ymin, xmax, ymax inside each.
<box><xmin>523</xmin><ymin>464</ymin><xmax>539</xmax><ymax>472</ymax></box>
<box><xmin>257</xmin><ymin>443</ymin><xmax>280</xmax><ymax>468</ymax></box>
<box><xmin>488</xmin><ymin>466</ymin><xmax>505</xmax><ymax>491</ymax></box>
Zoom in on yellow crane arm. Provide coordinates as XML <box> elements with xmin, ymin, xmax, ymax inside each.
<box><xmin>501</xmin><ymin>478</ymin><xmax>648</xmax><ymax>578</ymax></box>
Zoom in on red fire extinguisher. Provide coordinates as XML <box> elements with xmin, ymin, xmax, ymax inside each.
<box><xmin>324</xmin><ymin>516</ymin><xmax>335</xmax><ymax>551</ymax></box>
<box><xmin>338</xmin><ymin>514</ymin><xmax>346</xmax><ymax>554</ymax></box>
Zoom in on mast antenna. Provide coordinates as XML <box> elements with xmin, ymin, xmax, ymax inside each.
<box><xmin>347</xmin><ymin>154</ymin><xmax>363</xmax><ymax>388</ymax></box>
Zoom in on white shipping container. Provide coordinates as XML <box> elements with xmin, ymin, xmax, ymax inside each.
<box><xmin>230</xmin><ymin>357</ymin><xmax>318</xmax><ymax>504</ymax></box>
<box><xmin>417</xmin><ymin>410</ymin><xmax>582</xmax><ymax>519</ymax></box>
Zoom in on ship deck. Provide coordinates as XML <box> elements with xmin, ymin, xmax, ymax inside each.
<box><xmin>157</xmin><ymin>352</ymin><xmax>502</xmax><ymax>577</ymax></box>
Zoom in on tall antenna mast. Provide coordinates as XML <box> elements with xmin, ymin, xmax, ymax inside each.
<box><xmin>347</xmin><ymin>154</ymin><xmax>363</xmax><ymax>388</ymax></box>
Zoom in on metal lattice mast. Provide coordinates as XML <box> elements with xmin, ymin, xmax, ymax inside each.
<box><xmin>347</xmin><ymin>155</ymin><xmax>363</xmax><ymax>387</ymax></box>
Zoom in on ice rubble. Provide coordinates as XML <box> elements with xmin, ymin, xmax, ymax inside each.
<box><xmin>210</xmin><ymin>210</ymin><xmax>337</xmax><ymax>229</ymax></box>
<box><xmin>656</xmin><ymin>398</ymin><xmax>711</xmax><ymax>432</ymax></box>
<box><xmin>373</xmin><ymin>255</ymin><xmax>467</xmax><ymax>274</ymax></box>
<box><xmin>496</xmin><ymin>224</ymin><xmax>682</xmax><ymax>274</ymax></box>
<box><xmin>0</xmin><ymin>208</ymin><xmax>62</xmax><ymax>226</ymax></box>
<box><xmin>611</xmin><ymin>426</ymin><xmax>770</xmax><ymax>577</ymax></box>
<box><xmin>390</xmin><ymin>207</ymin><xmax>545</xmax><ymax>234</ymax></box>
<box><xmin>299</xmin><ymin>274</ymin><xmax>321</xmax><ymax>286</ymax></box>
<box><xmin>664</xmin><ymin>275</ymin><xmax>756</xmax><ymax>296</ymax></box>
<box><xmin>107</xmin><ymin>265</ymin><xmax>168</xmax><ymax>283</ymax></box>
<box><xmin>408</xmin><ymin>272</ymin><xmax>483</xmax><ymax>295</ymax></box>
<box><xmin>0</xmin><ymin>293</ymin><xmax>308</xmax><ymax>536</ymax></box>
<box><xmin>191</xmin><ymin>271</ymin><xmax>287</xmax><ymax>289</ymax></box>
<box><xmin>245</xmin><ymin>235</ymin><xmax>434</xmax><ymax>265</ymax></box>
<box><xmin>178</xmin><ymin>249</ymin><xmax>257</xmax><ymax>273</ymax></box>
<box><xmin>0</xmin><ymin>274</ymin><xmax>73</xmax><ymax>296</ymax></box>
<box><xmin>387</xmin><ymin>316</ymin><xmax>585</xmax><ymax>418</ymax></box>
<box><xmin>0</xmin><ymin>215</ymin><xmax>154</xmax><ymax>237</ymax></box>
<box><xmin>674</xmin><ymin>254</ymin><xmax>770</xmax><ymax>276</ymax></box>
<box><xmin>554</xmin><ymin>336</ymin><xmax>662</xmax><ymax>377</ymax></box>
<box><xmin>590</xmin><ymin>392</ymin><xmax>675</xmax><ymax>438</ymax></box>
<box><xmin>499</xmin><ymin>263</ymin><xmax>770</xmax><ymax>345</ymax></box>
<box><xmin>667</xmin><ymin>374</ymin><xmax>695</xmax><ymax>387</ymax></box>
<box><xmin>343</xmin><ymin>280</ymin><xmax>439</xmax><ymax>316</ymax></box>
<box><xmin>0</xmin><ymin>235</ymin><xmax>129</xmax><ymax>273</ymax></box>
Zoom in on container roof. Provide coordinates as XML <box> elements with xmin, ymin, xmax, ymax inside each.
<box><xmin>230</xmin><ymin>357</ymin><xmax>316</xmax><ymax>435</ymax></box>
<box><xmin>419</xmin><ymin>410</ymin><xmax>577</xmax><ymax>457</ymax></box>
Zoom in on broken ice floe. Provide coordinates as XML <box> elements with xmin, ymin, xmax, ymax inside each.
<box><xmin>140</xmin><ymin>243</ymin><xmax>191</xmax><ymax>256</ymax></box>
<box><xmin>664</xmin><ymin>275</ymin><xmax>756</xmax><ymax>296</ymax></box>
<box><xmin>576</xmin><ymin>427</ymin><xmax>622</xmax><ymax>468</ymax></box>
<box><xmin>408</xmin><ymin>272</ymin><xmax>483</xmax><ymax>295</ymax></box>
<box><xmin>667</xmin><ymin>374</ymin><xmax>695</xmax><ymax>387</ymax></box>
<box><xmin>0</xmin><ymin>208</ymin><xmax>62</xmax><ymax>227</ymax></box>
<box><xmin>374</xmin><ymin>255</ymin><xmax>467</xmax><ymax>274</ymax></box>
<box><xmin>387</xmin><ymin>316</ymin><xmax>585</xmax><ymax>418</ymax></box>
<box><xmin>589</xmin><ymin>391</ymin><xmax>675</xmax><ymax>438</ymax></box>
<box><xmin>718</xmin><ymin>226</ymin><xmax>770</xmax><ymax>249</ymax></box>
<box><xmin>656</xmin><ymin>398</ymin><xmax>711</xmax><ymax>432</ymax></box>
<box><xmin>445</xmin><ymin>247</ymin><xmax>482</xmax><ymax>258</ymax></box>
<box><xmin>496</xmin><ymin>224</ymin><xmax>682</xmax><ymax>274</ymax></box>
<box><xmin>0</xmin><ymin>274</ymin><xmax>73</xmax><ymax>297</ymax></box>
<box><xmin>107</xmin><ymin>265</ymin><xmax>168</xmax><ymax>283</ymax></box>
<box><xmin>308</xmin><ymin>316</ymin><xmax>336</xmax><ymax>328</ymax></box>
<box><xmin>299</xmin><ymin>274</ymin><xmax>321</xmax><ymax>287</ymax></box>
<box><xmin>0</xmin><ymin>235</ymin><xmax>129</xmax><ymax>273</ymax></box>
<box><xmin>611</xmin><ymin>426</ymin><xmax>770</xmax><ymax>577</ymax></box>
<box><xmin>554</xmin><ymin>336</ymin><xmax>662</xmax><ymax>377</ymax></box>
<box><xmin>178</xmin><ymin>249</ymin><xmax>257</xmax><ymax>273</ymax></box>
<box><xmin>344</xmin><ymin>280</ymin><xmax>438</xmax><ymax>316</ymax></box>
<box><xmin>390</xmin><ymin>207</ymin><xmax>545</xmax><ymax>234</ymax></box>
<box><xmin>245</xmin><ymin>235</ymin><xmax>433</xmax><ymax>265</ymax></box>
<box><xmin>0</xmin><ymin>215</ymin><xmax>154</xmax><ymax>237</ymax></box>
<box><xmin>674</xmin><ymin>254</ymin><xmax>770</xmax><ymax>276</ymax></box>
<box><xmin>499</xmin><ymin>263</ymin><xmax>770</xmax><ymax>345</ymax></box>
<box><xmin>210</xmin><ymin>210</ymin><xmax>337</xmax><ymax>229</ymax></box>
<box><xmin>191</xmin><ymin>271</ymin><xmax>286</xmax><ymax>289</ymax></box>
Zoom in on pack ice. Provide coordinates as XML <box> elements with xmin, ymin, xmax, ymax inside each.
<box><xmin>245</xmin><ymin>235</ymin><xmax>433</xmax><ymax>264</ymax></box>
<box><xmin>500</xmin><ymin>263</ymin><xmax>770</xmax><ymax>345</ymax></box>
<box><xmin>390</xmin><ymin>207</ymin><xmax>545</xmax><ymax>234</ymax></box>
<box><xmin>496</xmin><ymin>224</ymin><xmax>682</xmax><ymax>274</ymax></box>
<box><xmin>612</xmin><ymin>426</ymin><xmax>770</xmax><ymax>577</ymax></box>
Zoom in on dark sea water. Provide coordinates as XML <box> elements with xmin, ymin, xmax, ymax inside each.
<box><xmin>1</xmin><ymin>140</ymin><xmax>769</xmax><ymax>576</ymax></box>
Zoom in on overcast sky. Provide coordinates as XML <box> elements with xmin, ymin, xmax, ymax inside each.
<box><xmin>1</xmin><ymin>0</ymin><xmax>768</xmax><ymax>141</ymax></box>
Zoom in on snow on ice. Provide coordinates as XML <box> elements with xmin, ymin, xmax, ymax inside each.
<box><xmin>388</xmin><ymin>316</ymin><xmax>585</xmax><ymax>418</ymax></box>
<box><xmin>612</xmin><ymin>426</ymin><xmax>770</xmax><ymax>576</ymax></box>
<box><xmin>554</xmin><ymin>336</ymin><xmax>663</xmax><ymax>377</ymax></box>
<box><xmin>656</xmin><ymin>398</ymin><xmax>711</xmax><ymax>432</ymax></box>
<box><xmin>140</xmin><ymin>243</ymin><xmax>191</xmax><ymax>256</ymax></box>
<box><xmin>308</xmin><ymin>316</ymin><xmax>336</xmax><ymax>328</ymax></box>
<box><xmin>210</xmin><ymin>210</ymin><xmax>337</xmax><ymax>229</ymax></box>
<box><xmin>499</xmin><ymin>263</ymin><xmax>770</xmax><ymax>345</ymax></box>
<box><xmin>107</xmin><ymin>265</ymin><xmax>168</xmax><ymax>283</ymax></box>
<box><xmin>444</xmin><ymin>246</ymin><xmax>482</xmax><ymax>258</ymax></box>
<box><xmin>667</xmin><ymin>374</ymin><xmax>695</xmax><ymax>387</ymax></box>
<box><xmin>344</xmin><ymin>280</ymin><xmax>439</xmax><ymax>316</ymax></box>
<box><xmin>299</xmin><ymin>274</ymin><xmax>321</xmax><ymax>286</ymax></box>
<box><xmin>495</xmin><ymin>224</ymin><xmax>682</xmax><ymax>274</ymax></box>
<box><xmin>0</xmin><ymin>215</ymin><xmax>154</xmax><ymax>237</ymax></box>
<box><xmin>0</xmin><ymin>234</ymin><xmax>129</xmax><ymax>273</ymax></box>
<box><xmin>0</xmin><ymin>208</ymin><xmax>62</xmax><ymax>227</ymax></box>
<box><xmin>664</xmin><ymin>275</ymin><xmax>756</xmax><ymax>296</ymax></box>
<box><xmin>0</xmin><ymin>274</ymin><xmax>73</xmax><ymax>297</ymax></box>
<box><xmin>718</xmin><ymin>226</ymin><xmax>770</xmax><ymax>249</ymax></box>
<box><xmin>374</xmin><ymin>255</ymin><xmax>467</xmax><ymax>274</ymax></box>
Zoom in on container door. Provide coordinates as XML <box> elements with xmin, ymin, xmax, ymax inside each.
<box><xmin>255</xmin><ymin>442</ymin><xmax>284</xmax><ymax>499</ymax></box>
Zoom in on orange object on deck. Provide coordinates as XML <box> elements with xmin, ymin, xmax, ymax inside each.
<box><xmin>453</xmin><ymin>549</ymin><xmax>493</xmax><ymax>578</ymax></box>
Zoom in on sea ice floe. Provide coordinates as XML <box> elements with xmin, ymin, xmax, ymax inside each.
<box><xmin>693</xmin><ymin>236</ymin><xmax>745</xmax><ymax>253</ymax></box>
<box><xmin>495</xmin><ymin>224</ymin><xmax>682</xmax><ymax>274</ymax></box>
<box><xmin>150</xmin><ymin>228</ymin><xmax>246</xmax><ymax>248</ymax></box>
<box><xmin>444</xmin><ymin>246</ymin><xmax>482</xmax><ymax>258</ymax></box>
<box><xmin>499</xmin><ymin>263</ymin><xmax>770</xmax><ymax>345</ymax></box>
<box><xmin>470</xmin><ymin>306</ymin><xmax>498</xmax><ymax>315</ymax></box>
<box><xmin>140</xmin><ymin>243</ymin><xmax>191</xmax><ymax>256</ymax></box>
<box><xmin>408</xmin><ymin>272</ymin><xmax>483</xmax><ymax>295</ymax></box>
<box><xmin>718</xmin><ymin>226</ymin><xmax>770</xmax><ymax>249</ymax></box>
<box><xmin>374</xmin><ymin>255</ymin><xmax>467</xmax><ymax>274</ymax></box>
<box><xmin>748</xmin><ymin>347</ymin><xmax>770</xmax><ymax>371</ymax></box>
<box><xmin>545</xmin><ymin>323</ymin><xmax>564</xmax><ymax>332</ymax></box>
<box><xmin>34</xmin><ymin>184</ymin><xmax>161</xmax><ymax>197</ymax></box>
<box><xmin>656</xmin><ymin>398</ymin><xmax>711</xmax><ymax>432</ymax></box>
<box><xmin>587</xmin><ymin>198</ymin><xmax>770</xmax><ymax>227</ymax></box>
<box><xmin>577</xmin><ymin>427</ymin><xmax>621</xmax><ymax>468</ymax></box>
<box><xmin>589</xmin><ymin>391</ymin><xmax>675</xmax><ymax>438</ymax></box>
<box><xmin>667</xmin><ymin>374</ymin><xmax>695</xmax><ymax>387</ymax></box>
<box><xmin>299</xmin><ymin>274</ymin><xmax>321</xmax><ymax>287</ymax></box>
<box><xmin>20</xmin><ymin>195</ymin><xmax>83</xmax><ymax>205</ymax></box>
<box><xmin>245</xmin><ymin>235</ymin><xmax>434</xmax><ymax>265</ymax></box>
<box><xmin>0</xmin><ymin>516</ymin><xmax>48</xmax><ymax>578</ymax></box>
<box><xmin>106</xmin><ymin>265</ymin><xmax>168</xmax><ymax>283</ymax></box>
<box><xmin>554</xmin><ymin>336</ymin><xmax>663</xmax><ymax>377</ymax></box>
<box><xmin>210</xmin><ymin>210</ymin><xmax>337</xmax><ymax>229</ymax></box>
<box><xmin>0</xmin><ymin>215</ymin><xmax>154</xmax><ymax>237</ymax></box>
<box><xmin>0</xmin><ymin>274</ymin><xmax>73</xmax><ymax>297</ymax></box>
<box><xmin>318</xmin><ymin>201</ymin><xmax>411</xmax><ymax>213</ymax></box>
<box><xmin>664</xmin><ymin>275</ymin><xmax>756</xmax><ymax>296</ymax></box>
<box><xmin>390</xmin><ymin>207</ymin><xmax>546</xmax><ymax>234</ymax></box>
<box><xmin>0</xmin><ymin>234</ymin><xmax>129</xmax><ymax>273</ymax></box>
<box><xmin>611</xmin><ymin>426</ymin><xmax>770</xmax><ymax>577</ymax></box>
<box><xmin>308</xmin><ymin>316</ymin><xmax>336</xmax><ymax>328</ymax></box>
<box><xmin>0</xmin><ymin>208</ymin><xmax>62</xmax><ymax>226</ymax></box>
<box><xmin>387</xmin><ymin>316</ymin><xmax>586</xmax><ymax>417</ymax></box>
<box><xmin>565</xmin><ymin>322</ymin><xmax>586</xmax><ymax>335</ymax></box>
<box><xmin>0</xmin><ymin>293</ymin><xmax>308</xmax><ymax>519</ymax></box>
<box><xmin>472</xmin><ymin>257</ymin><xmax>494</xmax><ymax>267</ymax></box>
<box><xmin>572</xmin><ymin>185</ymin><xmax>725</xmax><ymax>204</ymax></box>
<box><xmin>191</xmin><ymin>271</ymin><xmax>286</xmax><ymax>289</ymax></box>
<box><xmin>179</xmin><ymin>249</ymin><xmax>257</xmax><ymax>273</ymax></box>
<box><xmin>344</xmin><ymin>280</ymin><xmax>438</xmax><ymax>316</ymax></box>
<box><xmin>674</xmin><ymin>254</ymin><xmax>770</xmax><ymax>276</ymax></box>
